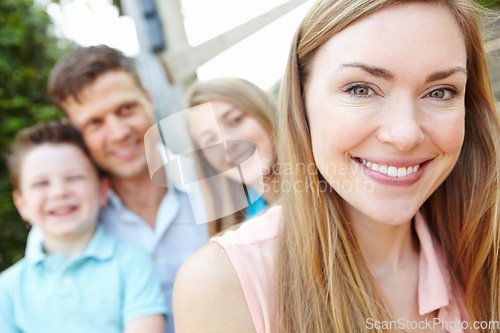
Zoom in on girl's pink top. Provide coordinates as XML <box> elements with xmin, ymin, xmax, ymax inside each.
<box><xmin>211</xmin><ymin>205</ymin><xmax>469</xmax><ymax>333</ymax></box>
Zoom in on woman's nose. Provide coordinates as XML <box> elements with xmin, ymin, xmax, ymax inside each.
<box><xmin>376</xmin><ymin>98</ymin><xmax>425</xmax><ymax>151</ymax></box>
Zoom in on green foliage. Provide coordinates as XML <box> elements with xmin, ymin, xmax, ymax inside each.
<box><xmin>0</xmin><ymin>0</ymin><xmax>69</xmax><ymax>272</ymax></box>
<box><xmin>475</xmin><ymin>0</ymin><xmax>500</xmax><ymax>9</ymax></box>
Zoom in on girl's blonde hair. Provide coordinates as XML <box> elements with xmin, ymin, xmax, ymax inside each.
<box><xmin>278</xmin><ymin>0</ymin><xmax>500</xmax><ymax>331</ymax></box>
<box><xmin>187</xmin><ymin>77</ymin><xmax>278</xmax><ymax>236</ymax></box>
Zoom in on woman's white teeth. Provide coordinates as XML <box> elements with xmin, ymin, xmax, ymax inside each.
<box><xmin>361</xmin><ymin>159</ymin><xmax>420</xmax><ymax>177</ymax></box>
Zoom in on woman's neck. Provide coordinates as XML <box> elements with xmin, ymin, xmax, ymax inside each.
<box><xmin>352</xmin><ymin>214</ymin><xmax>422</xmax><ymax>320</ymax></box>
<box><xmin>351</xmin><ymin>215</ymin><xmax>419</xmax><ymax>279</ymax></box>
<box><xmin>251</xmin><ymin>172</ymin><xmax>279</xmax><ymax>203</ymax></box>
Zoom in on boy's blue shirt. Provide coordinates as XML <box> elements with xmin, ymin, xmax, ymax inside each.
<box><xmin>0</xmin><ymin>225</ymin><xmax>166</xmax><ymax>333</ymax></box>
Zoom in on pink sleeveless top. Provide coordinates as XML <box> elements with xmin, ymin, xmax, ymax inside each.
<box><xmin>211</xmin><ymin>206</ymin><xmax>469</xmax><ymax>333</ymax></box>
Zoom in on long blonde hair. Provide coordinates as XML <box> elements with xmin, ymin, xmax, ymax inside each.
<box><xmin>278</xmin><ymin>0</ymin><xmax>500</xmax><ymax>331</ymax></box>
<box><xmin>187</xmin><ymin>77</ymin><xmax>278</xmax><ymax>236</ymax></box>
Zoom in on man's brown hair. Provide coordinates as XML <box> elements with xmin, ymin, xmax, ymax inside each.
<box><xmin>7</xmin><ymin>121</ymin><xmax>105</xmax><ymax>191</ymax></box>
<box><xmin>47</xmin><ymin>44</ymin><xmax>143</xmax><ymax>113</ymax></box>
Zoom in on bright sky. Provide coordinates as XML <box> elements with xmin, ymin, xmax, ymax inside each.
<box><xmin>41</xmin><ymin>0</ymin><xmax>314</xmax><ymax>90</ymax></box>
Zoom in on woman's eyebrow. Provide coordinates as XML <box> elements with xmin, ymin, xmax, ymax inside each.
<box><xmin>339</xmin><ymin>62</ymin><xmax>394</xmax><ymax>80</ymax></box>
<box><xmin>425</xmin><ymin>67</ymin><xmax>467</xmax><ymax>82</ymax></box>
<box><xmin>338</xmin><ymin>63</ymin><xmax>467</xmax><ymax>83</ymax></box>
<box><xmin>221</xmin><ymin>106</ymin><xmax>238</xmax><ymax>121</ymax></box>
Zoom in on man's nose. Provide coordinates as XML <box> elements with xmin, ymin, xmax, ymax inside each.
<box><xmin>106</xmin><ymin>115</ymin><xmax>130</xmax><ymax>142</ymax></box>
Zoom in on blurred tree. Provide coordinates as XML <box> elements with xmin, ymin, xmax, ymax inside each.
<box><xmin>51</xmin><ymin>0</ymin><xmax>123</xmax><ymax>15</ymax></box>
<box><xmin>476</xmin><ymin>0</ymin><xmax>500</xmax><ymax>9</ymax></box>
<box><xmin>0</xmin><ymin>0</ymin><xmax>70</xmax><ymax>272</ymax></box>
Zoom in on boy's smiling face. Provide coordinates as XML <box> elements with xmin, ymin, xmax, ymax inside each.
<box><xmin>13</xmin><ymin>143</ymin><xmax>108</xmax><ymax>245</ymax></box>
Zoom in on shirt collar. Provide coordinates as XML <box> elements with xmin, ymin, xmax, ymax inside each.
<box><xmin>28</xmin><ymin>237</ymin><xmax>47</xmax><ymax>265</ymax></box>
<box><xmin>107</xmin><ymin>189</ymin><xmax>123</xmax><ymax>210</ymax></box>
<box><xmin>155</xmin><ymin>182</ymin><xmax>181</xmax><ymax>231</ymax></box>
<box><xmin>106</xmin><ymin>143</ymin><xmax>187</xmax><ymax>214</ymax></box>
<box><xmin>106</xmin><ymin>184</ymin><xmax>184</xmax><ymax>241</ymax></box>
<box><xmin>415</xmin><ymin>211</ymin><xmax>467</xmax><ymax>333</ymax></box>
<box><xmin>27</xmin><ymin>225</ymin><xmax>114</xmax><ymax>266</ymax></box>
<box><xmin>82</xmin><ymin>225</ymin><xmax>115</xmax><ymax>260</ymax></box>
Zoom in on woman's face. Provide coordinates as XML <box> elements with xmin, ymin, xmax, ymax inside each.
<box><xmin>188</xmin><ymin>100</ymin><xmax>275</xmax><ymax>187</ymax></box>
<box><xmin>304</xmin><ymin>2</ymin><xmax>467</xmax><ymax>226</ymax></box>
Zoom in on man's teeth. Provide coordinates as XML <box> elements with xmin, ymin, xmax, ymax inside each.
<box><xmin>115</xmin><ymin>144</ymin><xmax>137</xmax><ymax>156</ymax></box>
<box><xmin>361</xmin><ymin>159</ymin><xmax>420</xmax><ymax>178</ymax></box>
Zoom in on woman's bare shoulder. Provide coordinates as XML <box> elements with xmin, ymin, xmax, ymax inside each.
<box><xmin>173</xmin><ymin>242</ymin><xmax>255</xmax><ymax>333</ymax></box>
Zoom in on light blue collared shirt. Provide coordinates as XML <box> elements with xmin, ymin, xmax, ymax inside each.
<box><xmin>0</xmin><ymin>226</ymin><xmax>167</xmax><ymax>333</ymax></box>
<box><xmin>100</xmin><ymin>185</ymin><xmax>209</xmax><ymax>332</ymax></box>
<box><xmin>26</xmin><ymin>150</ymin><xmax>209</xmax><ymax>333</ymax></box>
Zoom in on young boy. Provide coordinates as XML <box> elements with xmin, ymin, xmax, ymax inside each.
<box><xmin>0</xmin><ymin>121</ymin><xmax>166</xmax><ymax>333</ymax></box>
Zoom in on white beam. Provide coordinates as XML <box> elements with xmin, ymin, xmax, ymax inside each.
<box><xmin>162</xmin><ymin>0</ymin><xmax>309</xmax><ymax>83</ymax></box>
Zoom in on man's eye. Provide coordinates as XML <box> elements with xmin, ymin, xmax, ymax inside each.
<box><xmin>120</xmin><ymin>105</ymin><xmax>135</xmax><ymax>115</ymax></box>
<box><xmin>87</xmin><ymin>119</ymin><xmax>102</xmax><ymax>128</ymax></box>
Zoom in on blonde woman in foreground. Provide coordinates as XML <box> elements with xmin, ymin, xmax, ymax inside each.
<box><xmin>174</xmin><ymin>0</ymin><xmax>500</xmax><ymax>332</ymax></box>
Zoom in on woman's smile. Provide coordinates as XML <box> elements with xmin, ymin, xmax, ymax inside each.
<box><xmin>305</xmin><ymin>2</ymin><xmax>466</xmax><ymax>225</ymax></box>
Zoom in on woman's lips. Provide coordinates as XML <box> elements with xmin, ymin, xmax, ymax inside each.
<box><xmin>354</xmin><ymin>157</ymin><xmax>432</xmax><ymax>186</ymax></box>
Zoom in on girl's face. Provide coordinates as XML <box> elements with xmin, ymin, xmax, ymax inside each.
<box><xmin>188</xmin><ymin>100</ymin><xmax>275</xmax><ymax>187</ymax></box>
<box><xmin>304</xmin><ymin>2</ymin><xmax>467</xmax><ymax>226</ymax></box>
